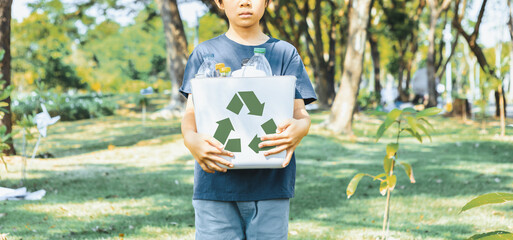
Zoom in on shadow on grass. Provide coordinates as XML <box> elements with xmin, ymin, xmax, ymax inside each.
<box><xmin>289</xmin><ymin>130</ymin><xmax>513</xmax><ymax>239</ymax></box>
<box><xmin>13</xmin><ymin>117</ymin><xmax>183</xmax><ymax>158</ymax></box>
<box><xmin>1</xmin><ymin>162</ymin><xmax>195</xmax><ymax>239</ymax></box>
<box><xmin>4</xmin><ymin>114</ymin><xmax>513</xmax><ymax>239</ymax></box>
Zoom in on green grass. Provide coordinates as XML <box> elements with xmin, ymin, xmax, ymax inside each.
<box><xmin>1</xmin><ymin>109</ymin><xmax>513</xmax><ymax>239</ymax></box>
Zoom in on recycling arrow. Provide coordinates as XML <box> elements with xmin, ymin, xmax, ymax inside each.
<box><xmin>239</xmin><ymin>91</ymin><xmax>265</xmax><ymax>116</ymax></box>
<box><xmin>224</xmin><ymin>138</ymin><xmax>241</xmax><ymax>152</ymax></box>
<box><xmin>248</xmin><ymin>135</ymin><xmax>275</xmax><ymax>154</ymax></box>
<box><xmin>213</xmin><ymin>118</ymin><xmax>234</xmax><ymax>145</ymax></box>
<box><xmin>261</xmin><ymin>119</ymin><xmax>277</xmax><ymax>135</ymax></box>
<box><xmin>227</xmin><ymin>94</ymin><xmax>244</xmax><ymax>115</ymax></box>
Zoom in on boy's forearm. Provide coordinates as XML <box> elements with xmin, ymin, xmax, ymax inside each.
<box><xmin>292</xmin><ymin>99</ymin><xmax>311</xmax><ymax>136</ymax></box>
<box><xmin>181</xmin><ymin>97</ymin><xmax>198</xmax><ymax>146</ymax></box>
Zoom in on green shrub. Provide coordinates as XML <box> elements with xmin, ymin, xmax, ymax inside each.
<box><xmin>12</xmin><ymin>92</ymin><xmax>119</xmax><ymax>121</ymax></box>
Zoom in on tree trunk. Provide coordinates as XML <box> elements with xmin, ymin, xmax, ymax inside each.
<box><xmin>328</xmin><ymin>0</ymin><xmax>372</xmax><ymax>135</ymax></box>
<box><xmin>368</xmin><ymin>31</ymin><xmax>381</xmax><ymax>102</ymax></box>
<box><xmin>426</xmin><ymin>0</ymin><xmax>452</xmax><ymax>107</ymax></box>
<box><xmin>0</xmin><ymin>0</ymin><xmax>14</xmax><ymax>155</ymax></box>
<box><xmin>509</xmin><ymin>0</ymin><xmax>513</xmax><ymax>100</ymax></box>
<box><xmin>303</xmin><ymin>0</ymin><xmax>336</xmax><ymax>108</ymax></box>
<box><xmin>397</xmin><ymin>63</ymin><xmax>408</xmax><ymax>102</ymax></box>
<box><xmin>426</xmin><ymin>6</ymin><xmax>438</xmax><ymax>107</ymax></box>
<box><xmin>156</xmin><ymin>0</ymin><xmax>188</xmax><ymax>111</ymax></box>
<box><xmin>495</xmin><ymin>86</ymin><xmax>506</xmax><ymax>136</ymax></box>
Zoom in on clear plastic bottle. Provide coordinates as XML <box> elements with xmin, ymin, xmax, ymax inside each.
<box><xmin>220</xmin><ymin>67</ymin><xmax>232</xmax><ymax>77</ymax></box>
<box><xmin>244</xmin><ymin>48</ymin><xmax>272</xmax><ymax>77</ymax></box>
<box><xmin>195</xmin><ymin>54</ymin><xmax>216</xmax><ymax>78</ymax></box>
<box><xmin>215</xmin><ymin>63</ymin><xmax>225</xmax><ymax>77</ymax></box>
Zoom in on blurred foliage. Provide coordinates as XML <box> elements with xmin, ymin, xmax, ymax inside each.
<box><xmin>12</xmin><ymin>91</ymin><xmax>118</xmax><ymax>122</ymax></box>
<box><xmin>12</xmin><ymin>0</ymin><xmax>167</xmax><ymax>94</ymax></box>
<box><xmin>0</xmin><ymin>50</ymin><xmax>12</xmax><ymax>171</ymax></box>
<box><xmin>9</xmin><ymin>0</ymin><xmax>509</xmax><ymax>119</ymax></box>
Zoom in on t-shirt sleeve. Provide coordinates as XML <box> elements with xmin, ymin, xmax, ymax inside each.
<box><xmin>179</xmin><ymin>48</ymin><xmax>203</xmax><ymax>98</ymax></box>
<box><xmin>282</xmin><ymin>48</ymin><xmax>317</xmax><ymax>105</ymax></box>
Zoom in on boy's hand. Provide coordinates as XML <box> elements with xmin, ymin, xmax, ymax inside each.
<box><xmin>259</xmin><ymin>99</ymin><xmax>311</xmax><ymax>167</ymax></box>
<box><xmin>184</xmin><ymin>130</ymin><xmax>234</xmax><ymax>174</ymax></box>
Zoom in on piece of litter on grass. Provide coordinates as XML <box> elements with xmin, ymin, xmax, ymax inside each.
<box><xmin>495</xmin><ymin>178</ymin><xmax>501</xmax><ymax>183</ymax></box>
<box><xmin>435</xmin><ymin>179</ymin><xmax>442</xmax><ymax>184</ymax></box>
<box><xmin>174</xmin><ymin>180</ymin><xmax>179</xmax><ymax>185</ymax></box>
<box><xmin>25</xmin><ymin>190</ymin><xmax>46</xmax><ymax>200</ymax></box>
<box><xmin>289</xmin><ymin>230</ymin><xmax>298</xmax><ymax>235</ymax></box>
<box><xmin>0</xmin><ymin>187</ymin><xmax>46</xmax><ymax>201</ymax></box>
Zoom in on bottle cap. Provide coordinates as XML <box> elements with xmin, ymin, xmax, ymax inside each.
<box><xmin>221</xmin><ymin>67</ymin><xmax>231</xmax><ymax>73</ymax></box>
<box><xmin>215</xmin><ymin>63</ymin><xmax>225</xmax><ymax>70</ymax></box>
<box><xmin>254</xmin><ymin>48</ymin><xmax>266</xmax><ymax>54</ymax></box>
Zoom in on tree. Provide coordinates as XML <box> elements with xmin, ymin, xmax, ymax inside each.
<box><xmin>367</xmin><ymin>8</ymin><xmax>382</xmax><ymax>103</ymax></box>
<box><xmin>156</xmin><ymin>0</ymin><xmax>188</xmax><ymax>112</ymax></box>
<box><xmin>264</xmin><ymin>0</ymin><xmax>342</xmax><ymax>108</ymax></box>
<box><xmin>302</xmin><ymin>0</ymin><xmax>339</xmax><ymax>108</ymax></box>
<box><xmin>377</xmin><ymin>0</ymin><xmax>425</xmax><ymax>102</ymax></box>
<box><xmin>507</xmin><ymin>0</ymin><xmax>513</xmax><ymax>114</ymax></box>
<box><xmin>426</xmin><ymin>0</ymin><xmax>452</xmax><ymax>107</ymax></box>
<box><xmin>0</xmin><ymin>0</ymin><xmax>14</xmax><ymax>155</ymax></box>
<box><xmin>327</xmin><ymin>0</ymin><xmax>373</xmax><ymax>135</ymax></box>
<box><xmin>452</xmin><ymin>0</ymin><xmax>507</xmax><ymax>136</ymax></box>
<box><xmin>12</xmin><ymin>12</ymin><xmax>85</xmax><ymax>92</ymax></box>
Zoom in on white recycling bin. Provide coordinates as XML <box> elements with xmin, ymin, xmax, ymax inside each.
<box><xmin>191</xmin><ymin>76</ymin><xmax>297</xmax><ymax>169</ymax></box>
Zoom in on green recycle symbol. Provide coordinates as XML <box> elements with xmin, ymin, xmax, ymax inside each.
<box><xmin>213</xmin><ymin>91</ymin><xmax>277</xmax><ymax>153</ymax></box>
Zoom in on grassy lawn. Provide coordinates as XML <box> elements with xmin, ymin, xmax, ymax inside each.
<box><xmin>1</xmin><ymin>107</ymin><xmax>513</xmax><ymax>239</ymax></box>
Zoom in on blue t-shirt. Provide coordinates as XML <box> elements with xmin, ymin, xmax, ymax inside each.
<box><xmin>180</xmin><ymin>34</ymin><xmax>317</xmax><ymax>201</ymax></box>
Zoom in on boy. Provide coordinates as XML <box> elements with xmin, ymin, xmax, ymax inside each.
<box><xmin>180</xmin><ymin>0</ymin><xmax>316</xmax><ymax>239</ymax></box>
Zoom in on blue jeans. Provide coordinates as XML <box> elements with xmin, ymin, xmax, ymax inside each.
<box><xmin>192</xmin><ymin>199</ymin><xmax>290</xmax><ymax>240</ymax></box>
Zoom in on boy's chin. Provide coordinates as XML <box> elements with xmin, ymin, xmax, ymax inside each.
<box><xmin>232</xmin><ymin>21</ymin><xmax>259</xmax><ymax>29</ymax></box>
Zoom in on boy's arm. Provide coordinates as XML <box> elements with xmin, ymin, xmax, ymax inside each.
<box><xmin>259</xmin><ymin>99</ymin><xmax>311</xmax><ymax>167</ymax></box>
<box><xmin>181</xmin><ymin>95</ymin><xmax>234</xmax><ymax>173</ymax></box>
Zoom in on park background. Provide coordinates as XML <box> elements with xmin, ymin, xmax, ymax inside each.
<box><xmin>1</xmin><ymin>0</ymin><xmax>513</xmax><ymax>239</ymax></box>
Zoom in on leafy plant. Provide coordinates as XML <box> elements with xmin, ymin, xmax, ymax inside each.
<box><xmin>12</xmin><ymin>92</ymin><xmax>118</xmax><ymax>121</ymax></box>
<box><xmin>460</xmin><ymin>193</ymin><xmax>513</xmax><ymax>239</ymax></box>
<box><xmin>0</xmin><ymin>49</ymin><xmax>13</xmax><ymax>172</ymax></box>
<box><xmin>16</xmin><ymin>113</ymin><xmax>37</xmax><ymax>184</ymax></box>
<box><xmin>346</xmin><ymin>107</ymin><xmax>441</xmax><ymax>240</ymax></box>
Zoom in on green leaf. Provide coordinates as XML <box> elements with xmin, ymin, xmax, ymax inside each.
<box><xmin>384</xmin><ymin>156</ymin><xmax>393</xmax><ymax>175</ymax></box>
<box><xmin>418</xmin><ymin>118</ymin><xmax>434</xmax><ymax>130</ymax></box>
<box><xmin>372</xmin><ymin>110</ymin><xmax>388</xmax><ymax>116</ymax></box>
<box><xmin>404</xmin><ymin>128</ymin><xmax>423</xmax><ymax>143</ymax></box>
<box><xmin>386</xmin><ymin>109</ymin><xmax>403</xmax><ymax>125</ymax></box>
<box><xmin>0</xmin><ymin>85</ymin><xmax>13</xmax><ymax>101</ymax></box>
<box><xmin>376</xmin><ymin>123</ymin><xmax>386</xmax><ymax>142</ymax></box>
<box><xmin>373</xmin><ymin>173</ymin><xmax>387</xmax><ymax>181</ymax></box>
<box><xmin>406</xmin><ymin>116</ymin><xmax>419</xmax><ymax>134</ymax></box>
<box><xmin>347</xmin><ymin>173</ymin><xmax>366</xmax><ymax>199</ymax></box>
<box><xmin>379</xmin><ymin>180</ymin><xmax>388</xmax><ymax>196</ymax></box>
<box><xmin>399</xmin><ymin>161</ymin><xmax>416</xmax><ymax>183</ymax></box>
<box><xmin>416</xmin><ymin>121</ymin><xmax>432</xmax><ymax>142</ymax></box>
<box><xmin>416</xmin><ymin>107</ymin><xmax>441</xmax><ymax>118</ymax></box>
<box><xmin>461</xmin><ymin>192</ymin><xmax>513</xmax><ymax>213</ymax></box>
<box><xmin>387</xmin><ymin>175</ymin><xmax>397</xmax><ymax>191</ymax></box>
<box><xmin>468</xmin><ymin>231</ymin><xmax>513</xmax><ymax>240</ymax></box>
<box><xmin>402</xmin><ymin>107</ymin><xmax>417</xmax><ymax>114</ymax></box>
<box><xmin>376</xmin><ymin>109</ymin><xmax>402</xmax><ymax>142</ymax></box>
<box><xmin>386</xmin><ymin>143</ymin><xmax>399</xmax><ymax>158</ymax></box>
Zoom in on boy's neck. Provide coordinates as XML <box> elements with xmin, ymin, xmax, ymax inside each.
<box><xmin>225</xmin><ymin>26</ymin><xmax>269</xmax><ymax>46</ymax></box>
